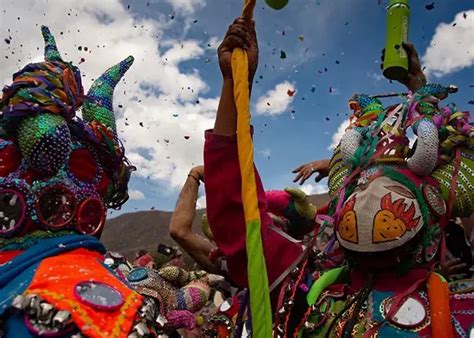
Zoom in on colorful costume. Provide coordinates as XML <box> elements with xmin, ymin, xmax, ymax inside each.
<box><xmin>0</xmin><ymin>27</ymin><xmax>213</xmax><ymax>337</ymax></box>
<box><xmin>205</xmin><ymin>84</ymin><xmax>473</xmax><ymax>337</ymax></box>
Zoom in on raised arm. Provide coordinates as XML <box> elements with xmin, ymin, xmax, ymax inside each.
<box><xmin>214</xmin><ymin>17</ymin><xmax>257</xmax><ymax>135</ymax></box>
<box><xmin>204</xmin><ymin>17</ymin><xmax>303</xmax><ymax>288</ymax></box>
<box><xmin>169</xmin><ymin>166</ymin><xmax>219</xmax><ymax>273</ymax></box>
<box><xmin>381</xmin><ymin>42</ymin><xmax>427</xmax><ymax>92</ymax></box>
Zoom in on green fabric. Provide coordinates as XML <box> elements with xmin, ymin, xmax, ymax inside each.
<box><xmin>303</xmin><ymin>299</ymin><xmax>347</xmax><ymax>338</ymax></box>
<box><xmin>328</xmin><ymin>145</ymin><xmax>349</xmax><ymax>196</ymax></box>
<box><xmin>18</xmin><ymin>113</ymin><xmax>66</xmax><ymax>157</ymax></box>
<box><xmin>82</xmin><ymin>101</ymin><xmax>116</xmax><ymax>132</ymax></box>
<box><xmin>246</xmin><ymin>218</ymin><xmax>272</xmax><ymax>337</ymax></box>
<box><xmin>351</xmin><ymin>112</ymin><xmax>385</xmax><ymax>169</ymax></box>
<box><xmin>307</xmin><ymin>267</ymin><xmax>346</xmax><ymax>305</ymax></box>
<box><xmin>432</xmin><ymin>148</ymin><xmax>474</xmax><ymax>217</ymax></box>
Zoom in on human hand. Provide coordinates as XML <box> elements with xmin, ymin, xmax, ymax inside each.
<box><xmin>292</xmin><ymin>159</ymin><xmax>330</xmax><ymax>185</ymax></box>
<box><xmin>440</xmin><ymin>257</ymin><xmax>468</xmax><ymax>279</ymax></box>
<box><xmin>381</xmin><ymin>42</ymin><xmax>427</xmax><ymax>92</ymax></box>
<box><xmin>218</xmin><ymin>17</ymin><xmax>258</xmax><ymax>83</ymax></box>
<box><xmin>189</xmin><ymin>165</ymin><xmax>205</xmax><ymax>182</ymax></box>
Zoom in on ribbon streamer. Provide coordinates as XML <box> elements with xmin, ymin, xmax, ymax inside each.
<box><xmin>231</xmin><ymin>0</ymin><xmax>272</xmax><ymax>337</ymax></box>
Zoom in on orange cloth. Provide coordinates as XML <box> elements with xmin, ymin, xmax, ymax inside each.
<box><xmin>26</xmin><ymin>248</ymin><xmax>142</xmax><ymax>338</ymax></box>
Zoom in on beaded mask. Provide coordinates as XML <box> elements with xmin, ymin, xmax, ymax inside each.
<box><xmin>0</xmin><ymin>26</ymin><xmax>135</xmax><ymax>238</ymax></box>
<box><xmin>328</xmin><ymin>84</ymin><xmax>472</xmax><ymax>261</ymax></box>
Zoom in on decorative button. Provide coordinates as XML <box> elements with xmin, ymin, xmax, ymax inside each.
<box><xmin>384</xmin><ymin>296</ymin><xmax>427</xmax><ymax>329</ymax></box>
<box><xmin>74</xmin><ymin>281</ymin><xmax>124</xmax><ymax>311</ymax></box>
<box><xmin>127</xmin><ymin>267</ymin><xmax>149</xmax><ymax>282</ymax></box>
<box><xmin>422</xmin><ymin>184</ymin><xmax>446</xmax><ymax>216</ymax></box>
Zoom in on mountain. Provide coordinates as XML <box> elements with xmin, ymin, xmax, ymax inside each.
<box><xmin>101</xmin><ymin>194</ymin><xmax>329</xmax><ymax>262</ymax></box>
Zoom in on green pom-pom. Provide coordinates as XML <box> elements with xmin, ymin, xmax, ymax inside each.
<box><xmin>265</xmin><ymin>0</ymin><xmax>289</xmax><ymax>10</ymax></box>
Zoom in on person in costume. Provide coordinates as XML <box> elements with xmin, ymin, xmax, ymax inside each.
<box><xmin>0</xmin><ymin>26</ymin><xmax>217</xmax><ymax>337</ymax></box>
<box><xmin>205</xmin><ymin>15</ymin><xmax>474</xmax><ymax>338</ymax></box>
<box><xmin>169</xmin><ymin>163</ymin><xmax>320</xmax><ymax>278</ymax></box>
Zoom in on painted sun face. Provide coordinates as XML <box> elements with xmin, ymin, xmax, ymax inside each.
<box><xmin>338</xmin><ymin>210</ymin><xmax>358</xmax><ymax>243</ymax></box>
<box><xmin>373</xmin><ymin>210</ymin><xmax>407</xmax><ymax>243</ymax></box>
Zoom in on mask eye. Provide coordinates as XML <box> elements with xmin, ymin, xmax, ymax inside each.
<box><xmin>0</xmin><ymin>142</ymin><xmax>21</xmax><ymax>177</ymax></box>
<box><xmin>36</xmin><ymin>185</ymin><xmax>76</xmax><ymax>229</ymax></box>
<box><xmin>77</xmin><ymin>197</ymin><xmax>105</xmax><ymax>236</ymax></box>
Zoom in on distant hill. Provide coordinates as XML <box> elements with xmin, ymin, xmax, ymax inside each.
<box><xmin>101</xmin><ymin>194</ymin><xmax>330</xmax><ymax>262</ymax></box>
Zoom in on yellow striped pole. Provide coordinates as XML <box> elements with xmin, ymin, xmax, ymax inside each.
<box><xmin>231</xmin><ymin>1</ymin><xmax>272</xmax><ymax>336</ymax></box>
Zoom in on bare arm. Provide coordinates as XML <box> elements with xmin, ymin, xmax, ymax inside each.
<box><xmin>214</xmin><ymin>79</ymin><xmax>238</xmax><ymax>136</ymax></box>
<box><xmin>169</xmin><ymin>166</ymin><xmax>218</xmax><ymax>273</ymax></box>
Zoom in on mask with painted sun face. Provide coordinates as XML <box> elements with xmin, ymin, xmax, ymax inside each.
<box><xmin>336</xmin><ymin>176</ymin><xmax>425</xmax><ymax>253</ymax></box>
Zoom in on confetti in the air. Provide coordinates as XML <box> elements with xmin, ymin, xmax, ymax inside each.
<box><xmin>425</xmin><ymin>2</ymin><xmax>435</xmax><ymax>10</ymax></box>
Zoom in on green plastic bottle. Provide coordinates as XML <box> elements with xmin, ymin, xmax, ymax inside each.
<box><xmin>383</xmin><ymin>0</ymin><xmax>410</xmax><ymax>81</ymax></box>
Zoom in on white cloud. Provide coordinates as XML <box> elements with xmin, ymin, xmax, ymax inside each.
<box><xmin>196</xmin><ymin>195</ymin><xmax>206</xmax><ymax>209</ymax></box>
<box><xmin>129</xmin><ymin>189</ymin><xmax>146</xmax><ymax>200</ymax></box>
<box><xmin>255</xmin><ymin>81</ymin><xmax>295</xmax><ymax>116</ymax></box>
<box><xmin>206</xmin><ymin>36</ymin><xmax>221</xmax><ymax>50</ymax></box>
<box><xmin>422</xmin><ymin>10</ymin><xmax>474</xmax><ymax>78</ymax></box>
<box><xmin>258</xmin><ymin>148</ymin><xmax>272</xmax><ymax>159</ymax></box>
<box><xmin>328</xmin><ymin>120</ymin><xmax>351</xmax><ymax>150</ymax></box>
<box><xmin>367</xmin><ymin>71</ymin><xmax>383</xmax><ymax>82</ymax></box>
<box><xmin>196</xmin><ymin>194</ymin><xmax>207</xmax><ymax>209</ymax></box>
<box><xmin>300</xmin><ymin>182</ymin><xmax>328</xmax><ymax>196</ymax></box>
<box><xmin>164</xmin><ymin>0</ymin><xmax>206</xmax><ymax>15</ymax></box>
<box><xmin>1</xmin><ymin>0</ymin><xmax>217</xmax><ymax>190</ymax></box>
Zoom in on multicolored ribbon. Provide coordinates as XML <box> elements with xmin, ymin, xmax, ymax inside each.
<box><xmin>231</xmin><ymin>0</ymin><xmax>272</xmax><ymax>337</ymax></box>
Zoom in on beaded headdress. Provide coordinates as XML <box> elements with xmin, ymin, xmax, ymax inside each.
<box><xmin>0</xmin><ymin>26</ymin><xmax>135</xmax><ymax>238</ymax></box>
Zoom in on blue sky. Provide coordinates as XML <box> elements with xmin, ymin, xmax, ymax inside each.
<box><xmin>1</xmin><ymin>0</ymin><xmax>473</xmax><ymax>216</ymax></box>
